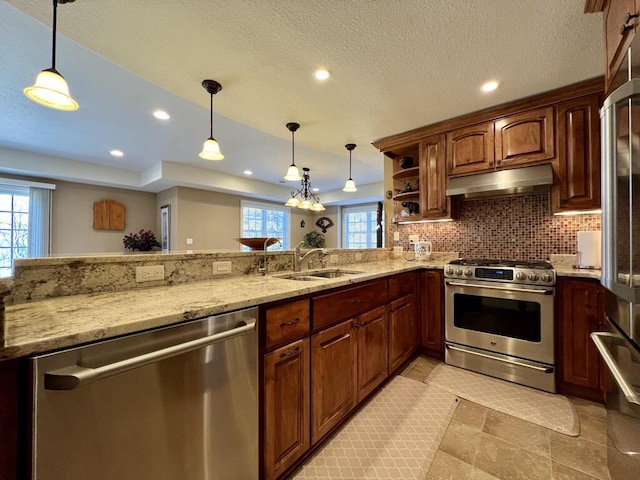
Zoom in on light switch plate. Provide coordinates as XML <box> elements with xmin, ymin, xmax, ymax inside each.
<box><xmin>135</xmin><ymin>265</ymin><xmax>165</xmax><ymax>283</ymax></box>
<box><xmin>393</xmin><ymin>231</ymin><xmax>400</xmax><ymax>241</ymax></box>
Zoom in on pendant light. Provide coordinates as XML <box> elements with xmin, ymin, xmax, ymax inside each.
<box><xmin>343</xmin><ymin>143</ymin><xmax>357</xmax><ymax>192</ymax></box>
<box><xmin>284</xmin><ymin>122</ymin><xmax>302</xmax><ymax>181</ymax></box>
<box><xmin>199</xmin><ymin>79</ymin><xmax>224</xmax><ymax>160</ymax></box>
<box><xmin>23</xmin><ymin>0</ymin><xmax>79</xmax><ymax>111</ymax></box>
<box><xmin>285</xmin><ymin>167</ymin><xmax>325</xmax><ymax>211</ymax></box>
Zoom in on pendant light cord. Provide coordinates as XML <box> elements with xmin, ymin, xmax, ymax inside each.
<box><xmin>209</xmin><ymin>93</ymin><xmax>214</xmax><ymax>138</ymax></box>
<box><xmin>349</xmin><ymin>150</ymin><xmax>352</xmax><ymax>179</ymax></box>
<box><xmin>291</xmin><ymin>129</ymin><xmax>296</xmax><ymax>166</ymax></box>
<box><xmin>51</xmin><ymin>0</ymin><xmax>58</xmax><ymax>70</ymax></box>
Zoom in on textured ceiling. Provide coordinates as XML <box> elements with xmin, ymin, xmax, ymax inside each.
<box><xmin>0</xmin><ymin>0</ymin><xmax>604</xmax><ymax>202</ymax></box>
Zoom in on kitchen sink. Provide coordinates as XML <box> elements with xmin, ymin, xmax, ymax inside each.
<box><xmin>276</xmin><ymin>269</ymin><xmax>364</xmax><ymax>281</ymax></box>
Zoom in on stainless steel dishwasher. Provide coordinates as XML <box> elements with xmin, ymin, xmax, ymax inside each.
<box><xmin>28</xmin><ymin>307</ymin><xmax>258</xmax><ymax>480</ymax></box>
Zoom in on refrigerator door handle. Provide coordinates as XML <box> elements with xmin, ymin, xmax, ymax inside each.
<box><xmin>44</xmin><ymin>318</ymin><xmax>257</xmax><ymax>391</ymax></box>
<box><xmin>591</xmin><ymin>331</ymin><xmax>640</xmax><ymax>406</ymax></box>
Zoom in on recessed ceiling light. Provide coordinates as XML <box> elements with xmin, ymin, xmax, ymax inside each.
<box><xmin>110</xmin><ymin>149</ymin><xmax>124</xmax><ymax>157</ymax></box>
<box><xmin>243</xmin><ymin>170</ymin><xmax>252</xmax><ymax>175</ymax></box>
<box><xmin>481</xmin><ymin>81</ymin><xmax>500</xmax><ymax>93</ymax></box>
<box><xmin>314</xmin><ymin>68</ymin><xmax>330</xmax><ymax>81</ymax></box>
<box><xmin>312</xmin><ymin>187</ymin><xmax>319</xmax><ymax>192</ymax></box>
<box><xmin>153</xmin><ymin>109</ymin><xmax>170</xmax><ymax>120</ymax></box>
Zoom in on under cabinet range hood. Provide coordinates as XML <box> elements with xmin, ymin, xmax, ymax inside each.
<box><xmin>446</xmin><ymin>164</ymin><xmax>554</xmax><ymax>198</ymax></box>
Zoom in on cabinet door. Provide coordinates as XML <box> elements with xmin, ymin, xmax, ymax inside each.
<box><xmin>420</xmin><ymin>134</ymin><xmax>452</xmax><ymax>219</ymax></box>
<box><xmin>388</xmin><ymin>294</ymin><xmax>418</xmax><ymax>372</ymax></box>
<box><xmin>605</xmin><ymin>0</ymin><xmax>637</xmax><ymax>91</ymax></box>
<box><xmin>557</xmin><ymin>278</ymin><xmax>604</xmax><ymax>395</ymax></box>
<box><xmin>446</xmin><ymin>122</ymin><xmax>495</xmax><ymax>176</ymax></box>
<box><xmin>494</xmin><ymin>107</ymin><xmax>555</xmax><ymax>168</ymax></box>
<box><xmin>264</xmin><ymin>338</ymin><xmax>310</xmax><ymax>480</ymax></box>
<box><xmin>355</xmin><ymin>305</ymin><xmax>389</xmax><ymax>401</ymax></box>
<box><xmin>311</xmin><ymin>320</ymin><xmax>357</xmax><ymax>445</ymax></box>
<box><xmin>551</xmin><ymin>96</ymin><xmax>601</xmax><ymax>213</ymax></box>
<box><xmin>421</xmin><ymin>270</ymin><xmax>444</xmax><ymax>356</ymax></box>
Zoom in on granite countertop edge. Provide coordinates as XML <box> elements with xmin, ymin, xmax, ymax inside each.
<box><xmin>0</xmin><ymin>259</ymin><xmax>441</xmax><ymax>360</ymax></box>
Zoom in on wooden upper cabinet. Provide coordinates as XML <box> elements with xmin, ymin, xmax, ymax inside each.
<box><xmin>552</xmin><ymin>95</ymin><xmax>601</xmax><ymax>213</ymax></box>
<box><xmin>420</xmin><ymin>134</ymin><xmax>452</xmax><ymax>219</ymax></box>
<box><xmin>604</xmin><ymin>0</ymin><xmax>637</xmax><ymax>91</ymax></box>
<box><xmin>446</xmin><ymin>122</ymin><xmax>495</xmax><ymax>176</ymax></box>
<box><xmin>93</xmin><ymin>199</ymin><xmax>125</xmax><ymax>230</ymax></box>
<box><xmin>494</xmin><ymin>107</ymin><xmax>555</xmax><ymax>168</ymax></box>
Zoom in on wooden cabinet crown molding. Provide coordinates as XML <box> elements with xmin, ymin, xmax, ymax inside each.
<box><xmin>372</xmin><ymin>77</ymin><xmax>604</xmax><ymax>153</ymax></box>
<box><xmin>584</xmin><ymin>0</ymin><xmax>606</xmax><ymax>13</ymax></box>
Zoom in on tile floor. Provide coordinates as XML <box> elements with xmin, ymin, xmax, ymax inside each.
<box><xmin>401</xmin><ymin>356</ymin><xmax>610</xmax><ymax>480</ymax></box>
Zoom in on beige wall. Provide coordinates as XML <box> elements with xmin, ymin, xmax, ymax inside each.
<box><xmin>52</xmin><ymin>181</ymin><xmax>157</xmax><ymax>254</ymax></box>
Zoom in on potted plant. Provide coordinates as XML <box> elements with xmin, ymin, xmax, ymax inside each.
<box><xmin>303</xmin><ymin>231</ymin><xmax>326</xmax><ymax>248</ymax></box>
<box><xmin>123</xmin><ymin>229</ymin><xmax>161</xmax><ymax>252</ymax></box>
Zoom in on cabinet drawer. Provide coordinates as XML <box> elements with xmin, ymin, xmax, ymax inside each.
<box><xmin>388</xmin><ymin>273</ymin><xmax>417</xmax><ymax>300</ymax></box>
<box><xmin>313</xmin><ymin>280</ymin><xmax>388</xmax><ymax>330</ymax></box>
<box><xmin>265</xmin><ymin>299</ymin><xmax>310</xmax><ymax>349</ymax></box>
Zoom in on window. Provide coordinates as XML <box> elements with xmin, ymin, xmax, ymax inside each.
<box><xmin>240</xmin><ymin>200</ymin><xmax>290</xmax><ymax>250</ymax></box>
<box><xmin>342</xmin><ymin>203</ymin><xmax>382</xmax><ymax>249</ymax></box>
<box><xmin>0</xmin><ymin>179</ymin><xmax>54</xmax><ymax>278</ymax></box>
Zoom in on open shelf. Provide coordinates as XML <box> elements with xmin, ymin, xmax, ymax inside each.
<box><xmin>392</xmin><ymin>166</ymin><xmax>420</xmax><ymax>180</ymax></box>
<box><xmin>392</xmin><ymin>191</ymin><xmax>420</xmax><ymax>202</ymax></box>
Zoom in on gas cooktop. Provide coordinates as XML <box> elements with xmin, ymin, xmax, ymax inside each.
<box><xmin>448</xmin><ymin>258</ymin><xmax>553</xmax><ymax>270</ymax></box>
<box><xmin>445</xmin><ymin>258</ymin><xmax>555</xmax><ymax>286</ymax></box>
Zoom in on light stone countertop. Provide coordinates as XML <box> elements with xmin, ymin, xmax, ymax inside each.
<box><xmin>550</xmin><ymin>254</ymin><xmax>601</xmax><ymax>280</ymax></box>
<box><xmin>0</xmin><ymin>259</ymin><xmax>444</xmax><ymax>360</ymax></box>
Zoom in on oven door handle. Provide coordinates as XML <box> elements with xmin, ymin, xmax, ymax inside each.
<box><xmin>591</xmin><ymin>332</ymin><xmax>640</xmax><ymax>406</ymax></box>
<box><xmin>445</xmin><ymin>281</ymin><xmax>553</xmax><ymax>295</ymax></box>
<box><xmin>446</xmin><ymin>344</ymin><xmax>554</xmax><ymax>373</ymax></box>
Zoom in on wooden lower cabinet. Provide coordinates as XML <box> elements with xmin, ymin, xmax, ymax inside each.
<box><xmin>264</xmin><ymin>338</ymin><xmax>310</xmax><ymax>480</ymax></box>
<box><xmin>388</xmin><ymin>293</ymin><xmax>418</xmax><ymax>372</ymax></box>
<box><xmin>310</xmin><ymin>320</ymin><xmax>357</xmax><ymax>444</ymax></box>
<box><xmin>421</xmin><ymin>270</ymin><xmax>444</xmax><ymax>356</ymax></box>
<box><xmin>356</xmin><ymin>306</ymin><xmax>389</xmax><ymax>400</ymax></box>
<box><xmin>557</xmin><ymin>277</ymin><xmax>605</xmax><ymax>400</ymax></box>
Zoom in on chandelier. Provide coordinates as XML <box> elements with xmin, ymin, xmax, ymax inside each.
<box><xmin>285</xmin><ymin>167</ymin><xmax>325</xmax><ymax>211</ymax></box>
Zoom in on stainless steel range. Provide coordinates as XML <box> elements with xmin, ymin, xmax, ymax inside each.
<box><xmin>444</xmin><ymin>258</ymin><xmax>556</xmax><ymax>392</ymax></box>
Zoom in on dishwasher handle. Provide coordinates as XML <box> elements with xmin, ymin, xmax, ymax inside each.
<box><xmin>44</xmin><ymin>317</ymin><xmax>257</xmax><ymax>391</ymax></box>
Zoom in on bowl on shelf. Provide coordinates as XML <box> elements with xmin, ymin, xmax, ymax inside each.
<box><xmin>235</xmin><ymin>237</ymin><xmax>281</xmax><ymax>250</ymax></box>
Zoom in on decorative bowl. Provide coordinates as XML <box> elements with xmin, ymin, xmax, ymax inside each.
<box><xmin>235</xmin><ymin>237</ymin><xmax>281</xmax><ymax>250</ymax></box>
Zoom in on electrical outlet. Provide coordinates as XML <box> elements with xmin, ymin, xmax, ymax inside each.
<box><xmin>393</xmin><ymin>231</ymin><xmax>400</xmax><ymax>241</ymax></box>
<box><xmin>212</xmin><ymin>261</ymin><xmax>232</xmax><ymax>275</ymax></box>
<box><xmin>186</xmin><ymin>238</ymin><xmax>194</xmax><ymax>245</ymax></box>
<box><xmin>135</xmin><ymin>265</ymin><xmax>165</xmax><ymax>283</ymax></box>
<box><xmin>393</xmin><ymin>246</ymin><xmax>403</xmax><ymax>256</ymax></box>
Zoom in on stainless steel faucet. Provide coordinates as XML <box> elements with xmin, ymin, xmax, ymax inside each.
<box><xmin>259</xmin><ymin>237</ymin><xmax>282</xmax><ymax>275</ymax></box>
<box><xmin>293</xmin><ymin>240</ymin><xmax>328</xmax><ymax>272</ymax></box>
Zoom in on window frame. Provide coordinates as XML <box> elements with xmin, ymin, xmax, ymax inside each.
<box><xmin>341</xmin><ymin>202</ymin><xmax>382</xmax><ymax>249</ymax></box>
<box><xmin>240</xmin><ymin>199</ymin><xmax>291</xmax><ymax>250</ymax></box>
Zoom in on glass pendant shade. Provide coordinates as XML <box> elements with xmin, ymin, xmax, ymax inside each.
<box><xmin>343</xmin><ymin>178</ymin><xmax>357</xmax><ymax>192</ymax></box>
<box><xmin>285</xmin><ymin>196</ymin><xmax>300</xmax><ymax>207</ymax></box>
<box><xmin>199</xmin><ymin>137</ymin><xmax>224</xmax><ymax>160</ymax></box>
<box><xmin>299</xmin><ymin>199</ymin><xmax>312</xmax><ymax>209</ymax></box>
<box><xmin>285</xmin><ymin>164</ymin><xmax>302</xmax><ymax>181</ymax></box>
<box><xmin>310</xmin><ymin>202</ymin><xmax>325</xmax><ymax>211</ymax></box>
<box><xmin>24</xmin><ymin>68</ymin><xmax>78</xmax><ymax>111</ymax></box>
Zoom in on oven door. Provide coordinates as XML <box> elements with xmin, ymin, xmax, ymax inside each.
<box><xmin>445</xmin><ymin>279</ymin><xmax>555</xmax><ymax>365</ymax></box>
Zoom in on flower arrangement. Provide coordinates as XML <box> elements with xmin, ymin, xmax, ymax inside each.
<box><xmin>122</xmin><ymin>229</ymin><xmax>161</xmax><ymax>252</ymax></box>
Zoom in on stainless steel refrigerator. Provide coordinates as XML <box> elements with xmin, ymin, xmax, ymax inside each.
<box><xmin>596</xmin><ymin>76</ymin><xmax>640</xmax><ymax>479</ymax></box>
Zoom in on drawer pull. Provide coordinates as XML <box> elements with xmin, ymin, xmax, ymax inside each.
<box><xmin>279</xmin><ymin>317</ymin><xmax>300</xmax><ymax>327</ymax></box>
<box><xmin>352</xmin><ymin>298</ymin><xmax>364</xmax><ymax>304</ymax></box>
<box><xmin>280</xmin><ymin>346</ymin><xmax>300</xmax><ymax>359</ymax></box>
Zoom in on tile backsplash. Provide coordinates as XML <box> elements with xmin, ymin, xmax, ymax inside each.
<box><xmin>391</xmin><ymin>194</ymin><xmax>601</xmax><ymax>261</ymax></box>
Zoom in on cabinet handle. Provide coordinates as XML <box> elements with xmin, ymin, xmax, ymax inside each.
<box><xmin>352</xmin><ymin>298</ymin><xmax>364</xmax><ymax>304</ymax></box>
<box><xmin>621</xmin><ymin>13</ymin><xmax>639</xmax><ymax>35</ymax></box>
<box><xmin>279</xmin><ymin>317</ymin><xmax>300</xmax><ymax>327</ymax></box>
<box><xmin>354</xmin><ymin>322</ymin><xmax>364</xmax><ymax>329</ymax></box>
<box><xmin>280</xmin><ymin>346</ymin><xmax>300</xmax><ymax>358</ymax></box>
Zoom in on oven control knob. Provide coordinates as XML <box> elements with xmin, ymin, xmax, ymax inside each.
<box><xmin>445</xmin><ymin>267</ymin><xmax>453</xmax><ymax>275</ymax></box>
<box><xmin>528</xmin><ymin>272</ymin><xmax>539</xmax><ymax>281</ymax></box>
<box><xmin>464</xmin><ymin>269</ymin><xmax>473</xmax><ymax>277</ymax></box>
<box><xmin>541</xmin><ymin>272</ymin><xmax>552</xmax><ymax>282</ymax></box>
<box><xmin>515</xmin><ymin>271</ymin><xmax>527</xmax><ymax>281</ymax></box>
<box><xmin>455</xmin><ymin>268</ymin><xmax>463</xmax><ymax>276</ymax></box>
